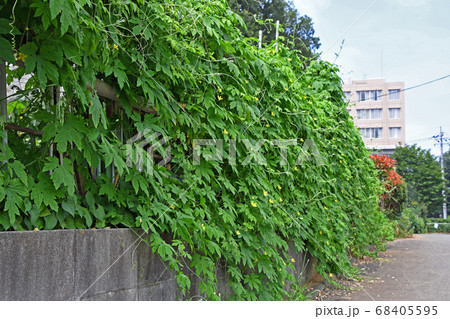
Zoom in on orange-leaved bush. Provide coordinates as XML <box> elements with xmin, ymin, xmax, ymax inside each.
<box><xmin>371</xmin><ymin>155</ymin><xmax>406</xmax><ymax>218</ymax></box>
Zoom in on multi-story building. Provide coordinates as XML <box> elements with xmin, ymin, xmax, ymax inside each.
<box><xmin>343</xmin><ymin>79</ymin><xmax>405</xmax><ymax>155</ymax></box>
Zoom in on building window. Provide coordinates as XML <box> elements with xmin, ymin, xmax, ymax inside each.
<box><xmin>357</xmin><ymin>90</ymin><xmax>382</xmax><ymax>102</ymax></box>
<box><xmin>357</xmin><ymin>109</ymin><xmax>382</xmax><ymax>120</ymax></box>
<box><xmin>389</xmin><ymin>127</ymin><xmax>401</xmax><ymax>138</ymax></box>
<box><xmin>343</xmin><ymin>91</ymin><xmax>351</xmax><ymax>101</ymax></box>
<box><xmin>360</xmin><ymin>128</ymin><xmax>382</xmax><ymax>139</ymax></box>
<box><xmin>389</xmin><ymin>89</ymin><xmax>401</xmax><ymax>100</ymax></box>
<box><xmin>389</xmin><ymin>108</ymin><xmax>401</xmax><ymax>119</ymax></box>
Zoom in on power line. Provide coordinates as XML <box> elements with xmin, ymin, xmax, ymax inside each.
<box><xmin>404</xmin><ymin>74</ymin><xmax>450</xmax><ymax>92</ymax></box>
<box><xmin>347</xmin><ymin>73</ymin><xmax>450</xmax><ymax>104</ymax></box>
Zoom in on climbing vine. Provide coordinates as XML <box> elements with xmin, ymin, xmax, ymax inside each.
<box><xmin>0</xmin><ymin>0</ymin><xmax>393</xmax><ymax>300</ymax></box>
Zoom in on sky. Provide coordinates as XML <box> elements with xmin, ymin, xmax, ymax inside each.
<box><xmin>293</xmin><ymin>0</ymin><xmax>450</xmax><ymax>156</ymax></box>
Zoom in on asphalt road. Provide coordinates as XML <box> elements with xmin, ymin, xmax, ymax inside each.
<box><xmin>318</xmin><ymin>234</ymin><xmax>450</xmax><ymax>301</ymax></box>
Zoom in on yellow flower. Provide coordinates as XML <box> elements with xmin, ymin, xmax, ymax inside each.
<box><xmin>319</xmin><ymin>231</ymin><xmax>322</xmax><ymax>234</ymax></box>
<box><xmin>277</xmin><ymin>185</ymin><xmax>281</xmax><ymax>190</ymax></box>
<box><xmin>198</xmin><ymin>80</ymin><xmax>202</xmax><ymax>84</ymax></box>
<box><xmin>245</xmin><ymin>80</ymin><xmax>248</xmax><ymax>84</ymax></box>
<box><xmin>283</xmin><ymin>261</ymin><xmax>286</xmax><ymax>266</ymax></box>
<box><xmin>271</xmin><ymin>111</ymin><xmax>275</xmax><ymax>116</ymax></box>
<box><xmin>17</xmin><ymin>52</ymin><xmax>27</xmax><ymax>62</ymax></box>
<box><xmin>218</xmin><ymin>87</ymin><xmax>222</xmax><ymax>93</ymax></box>
<box><xmin>313</xmin><ymin>117</ymin><xmax>317</xmax><ymax>121</ymax></box>
<box><xmin>291</xmin><ymin>258</ymin><xmax>295</xmax><ymax>263</ymax></box>
<box><xmin>289</xmin><ymin>78</ymin><xmax>293</xmax><ymax>82</ymax></box>
<box><xmin>294</xmin><ymin>167</ymin><xmax>298</xmax><ymax>171</ymax></box>
<box><xmin>254</xmin><ymin>96</ymin><xmax>259</xmax><ymax>101</ymax></box>
<box><xmin>19</xmin><ymin>116</ymin><xmax>23</xmax><ymax>120</ymax></box>
<box><xmin>113</xmin><ymin>43</ymin><xmax>119</xmax><ymax>50</ymax></box>
<box><xmin>282</xmin><ymin>281</ymin><xmax>285</xmax><ymax>285</ymax></box>
<box><xmin>341</xmin><ymin>190</ymin><xmax>344</xmax><ymax>193</ymax></box>
<box><xmin>265</xmin><ymin>124</ymin><xmax>270</xmax><ymax>128</ymax></box>
<box><xmin>269</xmin><ymin>199</ymin><xmax>274</xmax><ymax>204</ymax></box>
<box><xmin>34</xmin><ymin>228</ymin><xmax>39</xmax><ymax>231</ymax></box>
<box><xmin>223</xmin><ymin>129</ymin><xmax>228</xmax><ymax>135</ymax></box>
<box><xmin>324</xmin><ymin>206</ymin><xmax>328</xmax><ymax>210</ymax></box>
<box><xmin>346</xmin><ymin>178</ymin><xmax>349</xmax><ymax>181</ymax></box>
<box><xmin>335</xmin><ymin>200</ymin><xmax>338</xmax><ymax>202</ymax></box>
<box><xmin>263</xmin><ymin>190</ymin><xmax>268</xmax><ymax>197</ymax></box>
<box><xmin>309</xmin><ymin>101</ymin><xmax>313</xmax><ymax>104</ymax></box>
<box><xmin>139</xmin><ymin>217</ymin><xmax>142</xmax><ymax>223</ymax></box>
<box><xmin>284</xmin><ymin>88</ymin><xmax>288</xmax><ymax>91</ymax></box>
<box><xmin>264</xmin><ymin>251</ymin><xmax>267</xmax><ymax>255</ymax></box>
<box><xmin>202</xmin><ymin>224</ymin><xmax>206</xmax><ymax>230</ymax></box>
<box><xmin>327</xmin><ymin>241</ymin><xmax>329</xmax><ymax>245</ymax></box>
<box><xmin>297</xmin><ymin>212</ymin><xmax>300</xmax><ymax>215</ymax></box>
<box><xmin>329</xmin><ymin>273</ymin><xmax>333</xmax><ymax>278</ymax></box>
<box><xmin>288</xmin><ymin>58</ymin><xmax>292</xmax><ymax>61</ymax></box>
<box><xmin>340</xmin><ymin>160</ymin><xmax>343</xmax><ymax>163</ymax></box>
<box><xmin>279</xmin><ymin>198</ymin><xmax>283</xmax><ymax>202</ymax></box>
<box><xmin>170</xmin><ymin>205</ymin><xmax>175</xmax><ymax>209</ymax></box>
<box><xmin>218</xmin><ymin>96</ymin><xmax>223</xmax><ymax>101</ymax></box>
<box><xmin>251</xmin><ymin>201</ymin><xmax>257</xmax><ymax>207</ymax></box>
<box><xmin>300</xmin><ymin>138</ymin><xmax>304</xmax><ymax>142</ymax></box>
<box><xmin>236</xmin><ymin>231</ymin><xmax>240</xmax><ymax>235</ymax></box>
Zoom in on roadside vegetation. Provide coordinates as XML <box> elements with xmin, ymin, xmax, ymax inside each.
<box><xmin>0</xmin><ymin>0</ymin><xmax>396</xmax><ymax>300</ymax></box>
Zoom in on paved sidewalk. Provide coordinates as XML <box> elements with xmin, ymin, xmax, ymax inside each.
<box><xmin>317</xmin><ymin>234</ymin><xmax>450</xmax><ymax>301</ymax></box>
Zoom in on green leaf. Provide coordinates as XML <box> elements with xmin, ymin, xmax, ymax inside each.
<box><xmin>41</xmin><ymin>43</ymin><xmax>64</xmax><ymax>67</ymax></box>
<box><xmin>43</xmin><ymin>157</ymin><xmax>75</xmax><ymax>195</ymax></box>
<box><xmin>4</xmin><ymin>179</ymin><xmax>28</xmax><ymax>225</ymax></box>
<box><xmin>90</xmin><ymin>94</ymin><xmax>106</xmax><ymax>128</ymax></box>
<box><xmin>10</xmin><ymin>160</ymin><xmax>28</xmax><ymax>187</ymax></box>
<box><xmin>43</xmin><ymin>115</ymin><xmax>85</xmax><ymax>152</ymax></box>
<box><xmin>43</xmin><ymin>157</ymin><xmax>59</xmax><ymax>172</ymax></box>
<box><xmin>93</xmin><ymin>206</ymin><xmax>105</xmax><ymax>220</ymax></box>
<box><xmin>31</xmin><ymin>173</ymin><xmax>59</xmax><ymax>211</ymax></box>
<box><xmin>62</xmin><ymin>196</ymin><xmax>76</xmax><ymax>216</ymax></box>
<box><xmin>49</xmin><ymin>0</ymin><xmax>64</xmax><ymax>20</ymax></box>
<box><xmin>0</xmin><ymin>18</ymin><xmax>11</xmax><ymax>34</ymax></box>
<box><xmin>44</xmin><ymin>213</ymin><xmax>58</xmax><ymax>230</ymax></box>
<box><xmin>29</xmin><ymin>204</ymin><xmax>40</xmax><ymax>226</ymax></box>
<box><xmin>85</xmin><ymin>191</ymin><xmax>95</xmax><ymax>207</ymax></box>
<box><xmin>0</xmin><ymin>36</ymin><xmax>14</xmax><ymax>63</ymax></box>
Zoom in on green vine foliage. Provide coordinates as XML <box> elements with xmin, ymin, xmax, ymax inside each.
<box><xmin>0</xmin><ymin>0</ymin><xmax>393</xmax><ymax>300</ymax></box>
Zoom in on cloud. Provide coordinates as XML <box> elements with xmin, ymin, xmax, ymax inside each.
<box><xmin>294</xmin><ymin>0</ymin><xmax>331</xmax><ymax>22</ymax></box>
<box><xmin>394</xmin><ymin>0</ymin><xmax>430</xmax><ymax>7</ymax></box>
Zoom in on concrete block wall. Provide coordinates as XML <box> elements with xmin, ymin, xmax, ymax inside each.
<box><xmin>0</xmin><ymin>229</ymin><xmax>320</xmax><ymax>300</ymax></box>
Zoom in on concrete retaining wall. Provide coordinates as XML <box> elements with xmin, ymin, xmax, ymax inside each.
<box><xmin>0</xmin><ymin>228</ymin><xmax>319</xmax><ymax>300</ymax></box>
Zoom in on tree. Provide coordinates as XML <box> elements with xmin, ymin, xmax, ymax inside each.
<box><xmin>228</xmin><ymin>0</ymin><xmax>320</xmax><ymax>58</ymax></box>
<box><xmin>392</xmin><ymin>145</ymin><xmax>444</xmax><ymax>218</ymax></box>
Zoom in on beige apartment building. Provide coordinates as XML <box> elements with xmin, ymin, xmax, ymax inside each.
<box><xmin>343</xmin><ymin>79</ymin><xmax>405</xmax><ymax>155</ymax></box>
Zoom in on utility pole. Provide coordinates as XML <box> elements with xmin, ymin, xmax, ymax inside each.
<box><xmin>439</xmin><ymin>127</ymin><xmax>448</xmax><ymax>219</ymax></box>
